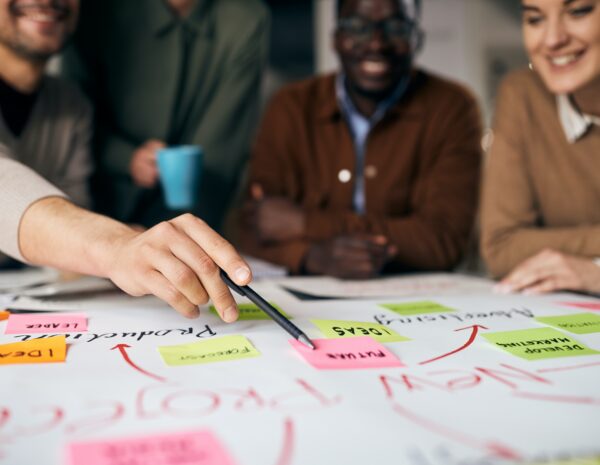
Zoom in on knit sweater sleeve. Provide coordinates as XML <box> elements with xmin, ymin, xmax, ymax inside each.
<box><xmin>0</xmin><ymin>154</ymin><xmax>66</xmax><ymax>262</ymax></box>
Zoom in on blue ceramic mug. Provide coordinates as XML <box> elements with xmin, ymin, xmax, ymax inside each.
<box><xmin>157</xmin><ymin>145</ymin><xmax>203</xmax><ymax>210</ymax></box>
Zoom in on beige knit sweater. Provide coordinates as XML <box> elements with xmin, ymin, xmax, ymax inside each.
<box><xmin>0</xmin><ymin>76</ymin><xmax>93</xmax><ymax>262</ymax></box>
<box><xmin>481</xmin><ymin>68</ymin><xmax>600</xmax><ymax>277</ymax></box>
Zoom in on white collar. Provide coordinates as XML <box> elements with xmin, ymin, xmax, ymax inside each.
<box><xmin>557</xmin><ymin>94</ymin><xmax>600</xmax><ymax>143</ymax></box>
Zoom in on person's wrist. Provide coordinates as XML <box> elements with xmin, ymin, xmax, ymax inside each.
<box><xmin>91</xmin><ymin>221</ymin><xmax>138</xmax><ymax>279</ymax></box>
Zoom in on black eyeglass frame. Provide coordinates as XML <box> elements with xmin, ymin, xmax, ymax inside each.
<box><xmin>336</xmin><ymin>15</ymin><xmax>418</xmax><ymax>46</ymax></box>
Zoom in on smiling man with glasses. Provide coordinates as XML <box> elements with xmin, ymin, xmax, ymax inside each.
<box><xmin>240</xmin><ymin>0</ymin><xmax>483</xmax><ymax>279</ymax></box>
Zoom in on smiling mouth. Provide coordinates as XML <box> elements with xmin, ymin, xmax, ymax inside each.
<box><xmin>548</xmin><ymin>50</ymin><xmax>586</xmax><ymax>68</ymax></box>
<box><xmin>359</xmin><ymin>59</ymin><xmax>391</xmax><ymax>76</ymax></box>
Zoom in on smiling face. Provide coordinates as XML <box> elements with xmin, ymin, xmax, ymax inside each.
<box><xmin>335</xmin><ymin>0</ymin><xmax>414</xmax><ymax>102</ymax></box>
<box><xmin>522</xmin><ymin>0</ymin><xmax>600</xmax><ymax>94</ymax></box>
<box><xmin>0</xmin><ymin>0</ymin><xmax>79</xmax><ymax>62</ymax></box>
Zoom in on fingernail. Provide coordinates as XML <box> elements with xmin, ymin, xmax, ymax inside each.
<box><xmin>223</xmin><ymin>306</ymin><xmax>238</xmax><ymax>323</ymax></box>
<box><xmin>235</xmin><ymin>267</ymin><xmax>251</xmax><ymax>282</ymax></box>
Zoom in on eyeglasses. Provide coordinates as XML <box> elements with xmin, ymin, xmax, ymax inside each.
<box><xmin>337</xmin><ymin>16</ymin><xmax>415</xmax><ymax>46</ymax></box>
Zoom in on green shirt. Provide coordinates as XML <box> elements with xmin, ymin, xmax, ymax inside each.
<box><xmin>63</xmin><ymin>0</ymin><xmax>269</xmax><ymax>230</ymax></box>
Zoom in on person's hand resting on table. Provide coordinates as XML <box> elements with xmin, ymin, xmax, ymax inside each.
<box><xmin>304</xmin><ymin>234</ymin><xmax>397</xmax><ymax>280</ymax></box>
<box><xmin>495</xmin><ymin>249</ymin><xmax>600</xmax><ymax>295</ymax></box>
<box><xmin>244</xmin><ymin>183</ymin><xmax>305</xmax><ymax>242</ymax></box>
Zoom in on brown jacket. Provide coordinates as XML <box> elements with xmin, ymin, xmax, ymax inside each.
<box><xmin>481</xmin><ymin>69</ymin><xmax>600</xmax><ymax>277</ymax></box>
<box><xmin>241</xmin><ymin>70</ymin><xmax>482</xmax><ymax>273</ymax></box>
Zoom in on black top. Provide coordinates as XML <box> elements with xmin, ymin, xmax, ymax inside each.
<box><xmin>0</xmin><ymin>78</ymin><xmax>38</xmax><ymax>138</ymax></box>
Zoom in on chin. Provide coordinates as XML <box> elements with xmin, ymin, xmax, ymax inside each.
<box><xmin>353</xmin><ymin>80</ymin><xmax>396</xmax><ymax>99</ymax></box>
<box><xmin>540</xmin><ymin>75</ymin><xmax>593</xmax><ymax>95</ymax></box>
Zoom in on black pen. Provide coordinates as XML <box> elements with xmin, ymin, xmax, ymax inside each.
<box><xmin>219</xmin><ymin>269</ymin><xmax>316</xmax><ymax>350</ymax></box>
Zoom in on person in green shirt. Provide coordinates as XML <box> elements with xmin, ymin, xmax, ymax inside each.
<box><xmin>63</xmin><ymin>0</ymin><xmax>270</xmax><ymax>231</ymax></box>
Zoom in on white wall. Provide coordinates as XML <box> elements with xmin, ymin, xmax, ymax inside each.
<box><xmin>314</xmin><ymin>0</ymin><xmax>526</xmax><ymax>122</ymax></box>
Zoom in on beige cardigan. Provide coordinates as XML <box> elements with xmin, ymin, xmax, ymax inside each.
<box><xmin>0</xmin><ymin>76</ymin><xmax>93</xmax><ymax>262</ymax></box>
<box><xmin>480</xmin><ymin>68</ymin><xmax>600</xmax><ymax>277</ymax></box>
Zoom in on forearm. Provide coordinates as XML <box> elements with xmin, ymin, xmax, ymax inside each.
<box><xmin>304</xmin><ymin>209</ymin><xmax>472</xmax><ymax>270</ymax></box>
<box><xmin>19</xmin><ymin>197</ymin><xmax>136</xmax><ymax>277</ymax></box>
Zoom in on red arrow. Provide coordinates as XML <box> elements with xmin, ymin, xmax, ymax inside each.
<box><xmin>274</xmin><ymin>417</ymin><xmax>295</xmax><ymax>465</ymax></box>
<box><xmin>111</xmin><ymin>344</ymin><xmax>166</xmax><ymax>383</ymax></box>
<box><xmin>419</xmin><ymin>325</ymin><xmax>488</xmax><ymax>366</ymax></box>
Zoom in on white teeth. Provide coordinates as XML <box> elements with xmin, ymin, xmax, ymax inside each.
<box><xmin>550</xmin><ymin>54</ymin><xmax>578</xmax><ymax>66</ymax></box>
<box><xmin>361</xmin><ymin>61</ymin><xmax>388</xmax><ymax>73</ymax></box>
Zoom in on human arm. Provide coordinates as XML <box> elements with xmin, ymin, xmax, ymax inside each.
<box><xmin>480</xmin><ymin>75</ymin><xmax>600</xmax><ymax>278</ymax></box>
<box><xmin>244</xmin><ymin>85</ymin><xmax>482</xmax><ymax>272</ymax></box>
<box><xmin>495</xmin><ymin>249</ymin><xmax>600</xmax><ymax>294</ymax></box>
<box><xmin>18</xmin><ymin>198</ymin><xmax>252</xmax><ymax>321</ymax></box>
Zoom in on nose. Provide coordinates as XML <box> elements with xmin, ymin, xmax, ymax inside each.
<box><xmin>366</xmin><ymin>27</ymin><xmax>388</xmax><ymax>52</ymax></box>
<box><xmin>544</xmin><ymin>15</ymin><xmax>569</xmax><ymax>50</ymax></box>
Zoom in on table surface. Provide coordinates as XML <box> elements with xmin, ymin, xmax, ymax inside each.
<box><xmin>1</xmin><ymin>272</ymin><xmax>600</xmax><ymax>465</ymax></box>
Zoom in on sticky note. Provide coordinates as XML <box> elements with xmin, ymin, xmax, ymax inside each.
<box><xmin>483</xmin><ymin>328</ymin><xmax>599</xmax><ymax>361</ymax></box>
<box><xmin>290</xmin><ymin>336</ymin><xmax>404</xmax><ymax>370</ymax></box>
<box><xmin>209</xmin><ymin>302</ymin><xmax>291</xmax><ymax>320</ymax></box>
<box><xmin>531</xmin><ymin>458</ymin><xmax>600</xmax><ymax>465</ymax></box>
<box><xmin>67</xmin><ymin>429</ymin><xmax>236</xmax><ymax>465</ymax></box>
<box><xmin>5</xmin><ymin>312</ymin><xmax>87</xmax><ymax>334</ymax></box>
<box><xmin>0</xmin><ymin>310</ymin><xmax>9</xmax><ymax>321</ymax></box>
<box><xmin>158</xmin><ymin>335</ymin><xmax>260</xmax><ymax>366</ymax></box>
<box><xmin>379</xmin><ymin>300</ymin><xmax>455</xmax><ymax>315</ymax></box>
<box><xmin>0</xmin><ymin>336</ymin><xmax>67</xmax><ymax>365</ymax></box>
<box><xmin>559</xmin><ymin>301</ymin><xmax>600</xmax><ymax>311</ymax></box>
<box><xmin>536</xmin><ymin>313</ymin><xmax>600</xmax><ymax>334</ymax></box>
<box><xmin>311</xmin><ymin>319</ymin><xmax>410</xmax><ymax>343</ymax></box>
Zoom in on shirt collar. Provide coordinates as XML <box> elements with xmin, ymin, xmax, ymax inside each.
<box><xmin>149</xmin><ymin>0</ymin><xmax>213</xmax><ymax>37</ymax></box>
<box><xmin>335</xmin><ymin>73</ymin><xmax>410</xmax><ymax>125</ymax></box>
<box><xmin>557</xmin><ymin>94</ymin><xmax>599</xmax><ymax>143</ymax></box>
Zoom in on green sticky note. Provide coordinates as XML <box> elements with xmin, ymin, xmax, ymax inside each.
<box><xmin>311</xmin><ymin>319</ymin><xmax>410</xmax><ymax>343</ymax></box>
<box><xmin>535</xmin><ymin>313</ymin><xmax>600</xmax><ymax>334</ymax></box>
<box><xmin>531</xmin><ymin>458</ymin><xmax>600</xmax><ymax>465</ymax></box>
<box><xmin>158</xmin><ymin>335</ymin><xmax>260</xmax><ymax>366</ymax></box>
<box><xmin>483</xmin><ymin>328</ymin><xmax>599</xmax><ymax>361</ymax></box>
<box><xmin>379</xmin><ymin>300</ymin><xmax>455</xmax><ymax>316</ymax></box>
<box><xmin>209</xmin><ymin>302</ymin><xmax>291</xmax><ymax>320</ymax></box>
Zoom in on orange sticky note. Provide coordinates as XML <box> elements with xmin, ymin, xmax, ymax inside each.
<box><xmin>0</xmin><ymin>336</ymin><xmax>67</xmax><ymax>365</ymax></box>
<box><xmin>0</xmin><ymin>310</ymin><xmax>9</xmax><ymax>321</ymax></box>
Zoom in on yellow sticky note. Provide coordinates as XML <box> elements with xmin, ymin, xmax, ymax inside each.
<box><xmin>530</xmin><ymin>458</ymin><xmax>600</xmax><ymax>465</ymax></box>
<box><xmin>0</xmin><ymin>336</ymin><xmax>67</xmax><ymax>365</ymax></box>
<box><xmin>311</xmin><ymin>319</ymin><xmax>410</xmax><ymax>343</ymax></box>
<box><xmin>158</xmin><ymin>335</ymin><xmax>260</xmax><ymax>366</ymax></box>
<box><xmin>483</xmin><ymin>328</ymin><xmax>599</xmax><ymax>361</ymax></box>
<box><xmin>0</xmin><ymin>310</ymin><xmax>9</xmax><ymax>321</ymax></box>
<box><xmin>209</xmin><ymin>302</ymin><xmax>291</xmax><ymax>320</ymax></box>
<box><xmin>379</xmin><ymin>300</ymin><xmax>455</xmax><ymax>315</ymax></box>
<box><xmin>535</xmin><ymin>313</ymin><xmax>600</xmax><ymax>334</ymax></box>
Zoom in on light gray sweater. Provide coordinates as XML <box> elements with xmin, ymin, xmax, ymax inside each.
<box><xmin>0</xmin><ymin>76</ymin><xmax>93</xmax><ymax>262</ymax></box>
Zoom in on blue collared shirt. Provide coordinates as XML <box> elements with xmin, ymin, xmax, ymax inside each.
<box><xmin>335</xmin><ymin>74</ymin><xmax>409</xmax><ymax>214</ymax></box>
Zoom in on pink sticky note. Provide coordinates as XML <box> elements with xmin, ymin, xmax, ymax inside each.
<box><xmin>5</xmin><ymin>313</ymin><xmax>88</xmax><ymax>334</ymax></box>
<box><xmin>67</xmin><ymin>429</ymin><xmax>236</xmax><ymax>465</ymax></box>
<box><xmin>559</xmin><ymin>302</ymin><xmax>600</xmax><ymax>311</ymax></box>
<box><xmin>290</xmin><ymin>336</ymin><xmax>404</xmax><ymax>370</ymax></box>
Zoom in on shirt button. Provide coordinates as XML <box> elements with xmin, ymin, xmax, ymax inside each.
<box><xmin>365</xmin><ymin>165</ymin><xmax>377</xmax><ymax>179</ymax></box>
<box><xmin>338</xmin><ymin>169</ymin><xmax>352</xmax><ymax>183</ymax></box>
